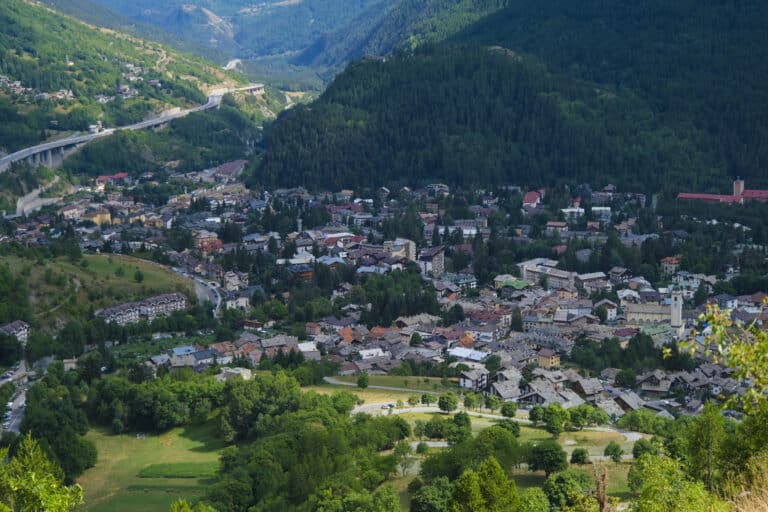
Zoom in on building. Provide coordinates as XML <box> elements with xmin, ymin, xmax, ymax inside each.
<box><xmin>195</xmin><ymin>230</ymin><xmax>222</xmax><ymax>253</ymax></box>
<box><xmin>523</xmin><ymin>190</ymin><xmax>542</xmax><ymax>208</ymax></box>
<box><xmin>459</xmin><ymin>368</ymin><xmax>489</xmax><ymax>392</ymax></box>
<box><xmin>537</xmin><ymin>348</ymin><xmax>560</xmax><ymax>368</ymax></box>
<box><xmin>594</xmin><ymin>299</ymin><xmax>619</xmax><ymax>321</ymax></box>
<box><xmin>224</xmin><ymin>291</ymin><xmax>251</xmax><ymax>312</ymax></box>
<box><xmin>546</xmin><ymin>221</ymin><xmax>568</xmax><ymax>235</ymax></box>
<box><xmin>591</xmin><ymin>207</ymin><xmax>612</xmax><ymax>222</ymax></box>
<box><xmin>609</xmin><ymin>266</ymin><xmax>632</xmax><ymax>285</ymax></box>
<box><xmin>96</xmin><ymin>293</ymin><xmax>187</xmax><ymax>325</ymax></box>
<box><xmin>384</xmin><ymin>238</ymin><xmax>417</xmax><ymax>262</ymax></box>
<box><xmin>518</xmin><ymin>258</ymin><xmax>576</xmax><ymax>290</ymax></box>
<box><xmin>677</xmin><ymin>179</ymin><xmax>768</xmax><ymax>204</ymax></box>
<box><xmin>419</xmin><ymin>246</ymin><xmax>445</xmax><ymax>275</ymax></box>
<box><xmin>82</xmin><ymin>209</ymin><xmax>112</xmax><ymax>226</ymax></box>
<box><xmin>626</xmin><ymin>303</ymin><xmax>670</xmax><ymax>324</ymax></box>
<box><xmin>577</xmin><ymin>272</ymin><xmax>611</xmax><ymax>294</ymax></box>
<box><xmin>660</xmin><ymin>256</ymin><xmax>682</xmax><ymax>276</ymax></box>
<box><xmin>560</xmin><ymin>208</ymin><xmax>585</xmax><ymax>219</ymax></box>
<box><xmin>671</xmin><ymin>289</ymin><xmax>684</xmax><ymax>336</ymax></box>
<box><xmin>0</xmin><ymin>321</ymin><xmax>29</xmax><ymax>345</ymax></box>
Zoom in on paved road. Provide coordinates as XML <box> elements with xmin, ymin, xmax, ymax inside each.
<box><xmin>2</xmin><ymin>361</ymin><xmax>28</xmax><ymax>435</ymax></box>
<box><xmin>171</xmin><ymin>267</ymin><xmax>222</xmax><ymax>317</ymax></box>
<box><xmin>0</xmin><ymin>85</ymin><xmax>261</xmax><ymax>172</ymax></box>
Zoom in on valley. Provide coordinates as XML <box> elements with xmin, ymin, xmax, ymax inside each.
<box><xmin>0</xmin><ymin>1</ymin><xmax>767</xmax><ymax>512</ymax></box>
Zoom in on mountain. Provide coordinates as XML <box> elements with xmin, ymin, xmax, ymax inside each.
<box><xmin>455</xmin><ymin>0</ymin><xmax>768</xmax><ymax>185</ymax></box>
<box><xmin>39</xmin><ymin>0</ymin><xmax>228</xmax><ymax>63</ymax></box>
<box><xmin>87</xmin><ymin>0</ymin><xmax>392</xmax><ymax>67</ymax></box>
<box><xmin>0</xmin><ymin>0</ymin><xmax>242</xmax><ymax>154</ymax></box>
<box><xmin>294</xmin><ymin>0</ymin><xmax>507</xmax><ymax>69</ymax></box>
<box><xmin>257</xmin><ymin>0</ymin><xmax>768</xmax><ymax>192</ymax></box>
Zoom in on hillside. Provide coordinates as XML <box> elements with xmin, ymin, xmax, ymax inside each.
<box><xmin>0</xmin><ymin>0</ymin><xmax>242</xmax><ymax>154</ymax></box>
<box><xmin>62</xmin><ymin>90</ymin><xmax>286</xmax><ymax>178</ymax></box>
<box><xmin>39</xmin><ymin>0</ymin><xmax>228</xmax><ymax>64</ymax></box>
<box><xmin>295</xmin><ymin>0</ymin><xmax>507</xmax><ymax>69</ymax></box>
<box><xmin>0</xmin><ymin>251</ymin><xmax>193</xmax><ymax>337</ymax></box>
<box><xmin>258</xmin><ymin>44</ymin><xmax>719</xmax><ymax>193</ymax></box>
<box><xmin>88</xmin><ymin>0</ymin><xmax>391</xmax><ymax>72</ymax></box>
<box><xmin>258</xmin><ymin>0</ymin><xmax>768</xmax><ymax>192</ymax></box>
<box><xmin>456</xmin><ymin>0</ymin><xmax>768</xmax><ymax>186</ymax></box>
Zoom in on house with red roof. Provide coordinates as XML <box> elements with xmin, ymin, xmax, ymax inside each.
<box><xmin>523</xmin><ymin>190</ymin><xmax>542</xmax><ymax>208</ymax></box>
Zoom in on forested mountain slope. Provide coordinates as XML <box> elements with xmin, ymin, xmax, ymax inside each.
<box><xmin>295</xmin><ymin>0</ymin><xmax>507</xmax><ymax>69</ymax></box>
<box><xmin>39</xmin><ymin>0</ymin><xmax>226</xmax><ymax>63</ymax></box>
<box><xmin>88</xmin><ymin>0</ymin><xmax>390</xmax><ymax>64</ymax></box>
<box><xmin>258</xmin><ymin>45</ymin><xmax>718</xmax><ymax>193</ymax></box>
<box><xmin>0</xmin><ymin>0</ymin><xmax>240</xmax><ymax>154</ymax></box>
<box><xmin>258</xmin><ymin>0</ymin><xmax>768</xmax><ymax>192</ymax></box>
<box><xmin>456</xmin><ymin>0</ymin><xmax>768</xmax><ymax>185</ymax></box>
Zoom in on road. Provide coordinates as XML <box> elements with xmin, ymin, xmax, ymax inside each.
<box><xmin>171</xmin><ymin>267</ymin><xmax>222</xmax><ymax>317</ymax></box>
<box><xmin>14</xmin><ymin>175</ymin><xmax>74</xmax><ymax>216</ymax></box>
<box><xmin>0</xmin><ymin>86</ymin><xmax>261</xmax><ymax>173</ymax></box>
<box><xmin>2</xmin><ymin>361</ymin><xmax>28</xmax><ymax>435</ymax></box>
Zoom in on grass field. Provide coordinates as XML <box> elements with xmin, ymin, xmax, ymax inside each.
<box><xmin>78</xmin><ymin>422</ymin><xmax>224</xmax><ymax>512</ymax></box>
<box><xmin>334</xmin><ymin>375</ymin><xmax>458</xmax><ymax>393</ymax></box>
<box><xmin>303</xmin><ymin>384</ymin><xmax>418</xmax><ymax>404</ymax></box>
<box><xmin>3</xmin><ymin>253</ymin><xmax>193</xmax><ymax>330</ymax></box>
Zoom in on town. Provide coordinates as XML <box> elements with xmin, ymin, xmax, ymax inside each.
<box><xmin>1</xmin><ymin>167</ymin><xmax>766</xmax><ymax>433</ymax></box>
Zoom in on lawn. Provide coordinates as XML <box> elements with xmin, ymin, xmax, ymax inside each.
<box><xmin>78</xmin><ymin>421</ymin><xmax>224</xmax><ymax>512</ymax></box>
<box><xmin>334</xmin><ymin>375</ymin><xmax>458</xmax><ymax>393</ymax></box>
<box><xmin>303</xmin><ymin>383</ymin><xmax>417</xmax><ymax>404</ymax></box>
<box><xmin>3</xmin><ymin>253</ymin><xmax>193</xmax><ymax>331</ymax></box>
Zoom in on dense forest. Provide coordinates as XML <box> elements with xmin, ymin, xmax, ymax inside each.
<box><xmin>0</xmin><ymin>0</ymin><xmax>238</xmax><ymax>153</ymax></box>
<box><xmin>258</xmin><ymin>0</ymin><xmax>768</xmax><ymax>192</ymax></box>
<box><xmin>295</xmin><ymin>0</ymin><xmax>507</xmax><ymax>69</ymax></box>
<box><xmin>457</xmin><ymin>0</ymin><xmax>768</xmax><ymax>186</ymax></box>
<box><xmin>259</xmin><ymin>44</ymin><xmax>718</xmax><ymax>193</ymax></box>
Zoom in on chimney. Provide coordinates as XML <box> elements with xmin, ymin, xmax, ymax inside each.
<box><xmin>734</xmin><ymin>178</ymin><xmax>745</xmax><ymax>197</ymax></box>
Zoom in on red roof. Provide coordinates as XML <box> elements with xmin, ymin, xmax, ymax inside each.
<box><xmin>742</xmin><ymin>189</ymin><xmax>768</xmax><ymax>200</ymax></box>
<box><xmin>113</xmin><ymin>172</ymin><xmax>129</xmax><ymax>179</ymax></box>
<box><xmin>677</xmin><ymin>192</ymin><xmax>740</xmax><ymax>203</ymax></box>
<box><xmin>523</xmin><ymin>191</ymin><xmax>541</xmax><ymax>205</ymax></box>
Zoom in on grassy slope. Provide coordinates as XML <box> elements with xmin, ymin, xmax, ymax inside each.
<box><xmin>4</xmin><ymin>254</ymin><xmax>193</xmax><ymax>330</ymax></box>
<box><xmin>77</xmin><ymin>382</ymin><xmax>635</xmax><ymax>509</ymax></box>
<box><xmin>79</xmin><ymin>422</ymin><xmax>224</xmax><ymax>512</ymax></box>
<box><xmin>0</xmin><ymin>0</ymin><xmax>245</xmax><ymax>153</ymax></box>
<box><xmin>333</xmin><ymin>374</ymin><xmax>458</xmax><ymax>393</ymax></box>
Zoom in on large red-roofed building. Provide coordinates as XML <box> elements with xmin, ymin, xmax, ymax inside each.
<box><xmin>678</xmin><ymin>179</ymin><xmax>768</xmax><ymax>204</ymax></box>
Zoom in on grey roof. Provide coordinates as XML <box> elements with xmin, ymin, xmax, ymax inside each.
<box><xmin>193</xmin><ymin>349</ymin><xmax>217</xmax><ymax>361</ymax></box>
<box><xmin>491</xmin><ymin>381</ymin><xmax>521</xmax><ymax>400</ymax></box>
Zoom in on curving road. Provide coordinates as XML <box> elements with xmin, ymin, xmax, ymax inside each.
<box><xmin>0</xmin><ymin>85</ymin><xmax>260</xmax><ymax>173</ymax></box>
<box><xmin>170</xmin><ymin>267</ymin><xmax>222</xmax><ymax>317</ymax></box>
